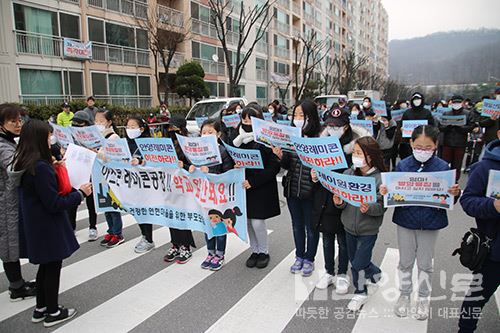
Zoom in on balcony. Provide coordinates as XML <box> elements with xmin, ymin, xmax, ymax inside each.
<box><xmin>276</xmin><ymin>0</ymin><xmax>289</xmax><ymax>9</ymax></box>
<box><xmin>292</xmin><ymin>27</ymin><xmax>301</xmax><ymax>38</ymax></box>
<box><xmin>157</xmin><ymin>4</ymin><xmax>184</xmax><ymax>28</ymax></box>
<box><xmin>158</xmin><ymin>52</ymin><xmax>185</xmax><ymax>68</ymax></box>
<box><xmin>88</xmin><ymin>0</ymin><xmax>148</xmax><ymax>19</ymax></box>
<box><xmin>274</xmin><ymin>46</ymin><xmax>290</xmax><ymax>59</ymax></box>
<box><xmin>256</xmin><ymin>69</ymin><xmax>267</xmax><ymax>81</ymax></box>
<box><xmin>192</xmin><ymin>19</ymin><xmax>218</xmax><ymax>39</ymax></box>
<box><xmin>62</xmin><ymin>0</ymin><xmax>80</xmax><ymax>4</ymax></box>
<box><xmin>304</xmin><ymin>12</ymin><xmax>314</xmax><ymax>24</ymax></box>
<box><xmin>15</xmin><ymin>31</ymin><xmax>63</xmax><ymax>58</ymax></box>
<box><xmin>92</xmin><ymin>42</ymin><xmax>150</xmax><ymax>67</ymax></box>
<box><xmin>226</xmin><ymin>31</ymin><xmax>239</xmax><ymax>46</ymax></box>
<box><xmin>192</xmin><ymin>58</ymin><xmax>226</xmax><ymax>76</ymax></box>
<box><xmin>292</xmin><ymin>2</ymin><xmax>301</xmax><ymax>15</ymax></box>
<box><xmin>95</xmin><ymin>95</ymin><xmax>152</xmax><ymax>108</ymax></box>
<box><xmin>255</xmin><ymin>41</ymin><xmax>268</xmax><ymax>53</ymax></box>
<box><xmin>20</xmin><ymin>95</ymin><xmax>86</xmax><ymax>106</ymax></box>
<box><xmin>274</xmin><ymin>21</ymin><xmax>290</xmax><ymax>35</ymax></box>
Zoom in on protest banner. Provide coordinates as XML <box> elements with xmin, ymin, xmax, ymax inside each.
<box><xmin>251</xmin><ymin>116</ymin><xmax>301</xmax><ymax>152</ymax></box>
<box><xmin>486</xmin><ymin>169</ymin><xmax>500</xmax><ymax>199</ymax></box>
<box><xmin>351</xmin><ymin>119</ymin><xmax>374</xmax><ymax>136</ymax></box>
<box><xmin>439</xmin><ymin>114</ymin><xmax>467</xmax><ymax>126</ymax></box>
<box><xmin>92</xmin><ymin>160</ymin><xmax>248</xmax><ymax>241</ymax></box>
<box><xmin>291</xmin><ymin>136</ymin><xmax>347</xmax><ymax>171</ymax></box>
<box><xmin>222</xmin><ymin>142</ymin><xmax>263</xmax><ymax>169</ymax></box>
<box><xmin>263</xmin><ymin>112</ymin><xmax>273</xmax><ymax>122</ymax></box>
<box><xmin>372</xmin><ymin>100</ymin><xmax>387</xmax><ymax>116</ymax></box>
<box><xmin>276</xmin><ymin>119</ymin><xmax>291</xmax><ymax>126</ymax></box>
<box><xmin>65</xmin><ymin>143</ymin><xmax>97</xmax><ymax>188</ymax></box>
<box><xmin>101</xmin><ymin>138</ymin><xmax>132</xmax><ymax>162</ymax></box>
<box><xmin>481</xmin><ymin>99</ymin><xmax>500</xmax><ymax>118</ymax></box>
<box><xmin>51</xmin><ymin>123</ymin><xmax>74</xmax><ymax>148</ymax></box>
<box><xmin>402</xmin><ymin>120</ymin><xmax>428</xmax><ymax>138</ymax></box>
<box><xmin>70</xmin><ymin>125</ymin><xmax>105</xmax><ymax>149</ymax></box>
<box><xmin>63</xmin><ymin>38</ymin><xmax>92</xmax><ymax>60</ymax></box>
<box><xmin>222</xmin><ymin>114</ymin><xmax>241</xmax><ymax>128</ymax></box>
<box><xmin>176</xmin><ymin>134</ymin><xmax>222</xmax><ymax>167</ymax></box>
<box><xmin>436</xmin><ymin>106</ymin><xmax>452</xmax><ymax>114</ymax></box>
<box><xmin>424</xmin><ymin>105</ymin><xmax>431</xmax><ymax>111</ymax></box>
<box><xmin>195</xmin><ymin>116</ymin><xmax>208</xmax><ymax>128</ymax></box>
<box><xmin>390</xmin><ymin>108</ymin><xmax>407</xmax><ymax>122</ymax></box>
<box><xmin>135</xmin><ymin>138</ymin><xmax>178</xmax><ymax>168</ymax></box>
<box><xmin>381</xmin><ymin>170</ymin><xmax>456</xmax><ymax>209</ymax></box>
<box><xmin>315</xmin><ymin>170</ymin><xmax>377</xmax><ymax>207</ymax></box>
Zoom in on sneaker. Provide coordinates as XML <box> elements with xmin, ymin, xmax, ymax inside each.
<box><xmin>32</xmin><ymin>308</ymin><xmax>48</xmax><ymax>323</ymax></box>
<box><xmin>246</xmin><ymin>253</ymin><xmax>259</xmax><ymax>268</ymax></box>
<box><xmin>9</xmin><ymin>281</ymin><xmax>36</xmax><ymax>302</ymax></box>
<box><xmin>316</xmin><ymin>273</ymin><xmax>334</xmax><ymax>289</ymax></box>
<box><xmin>290</xmin><ymin>257</ymin><xmax>304</xmax><ymax>274</ymax></box>
<box><xmin>335</xmin><ymin>276</ymin><xmax>350</xmax><ymax>295</ymax></box>
<box><xmin>134</xmin><ymin>237</ymin><xmax>155</xmax><ymax>254</ymax></box>
<box><xmin>88</xmin><ymin>228</ymin><xmax>98</xmax><ymax>242</ymax></box>
<box><xmin>366</xmin><ymin>279</ymin><xmax>380</xmax><ymax>295</ymax></box>
<box><xmin>163</xmin><ymin>246</ymin><xmax>180</xmax><ymax>262</ymax></box>
<box><xmin>394</xmin><ymin>294</ymin><xmax>411</xmax><ymax>317</ymax></box>
<box><xmin>201</xmin><ymin>254</ymin><xmax>214</xmax><ymax>269</ymax></box>
<box><xmin>301</xmin><ymin>260</ymin><xmax>314</xmax><ymax>277</ymax></box>
<box><xmin>100</xmin><ymin>234</ymin><xmax>113</xmax><ymax>247</ymax></box>
<box><xmin>415</xmin><ymin>298</ymin><xmax>430</xmax><ymax>320</ymax></box>
<box><xmin>347</xmin><ymin>294</ymin><xmax>369</xmax><ymax>312</ymax></box>
<box><xmin>43</xmin><ymin>307</ymin><xmax>77</xmax><ymax>327</ymax></box>
<box><xmin>209</xmin><ymin>255</ymin><xmax>225</xmax><ymax>271</ymax></box>
<box><xmin>256</xmin><ymin>253</ymin><xmax>270</xmax><ymax>269</ymax></box>
<box><xmin>176</xmin><ymin>246</ymin><xmax>192</xmax><ymax>264</ymax></box>
<box><xmin>106</xmin><ymin>235</ymin><xmax>125</xmax><ymax>248</ymax></box>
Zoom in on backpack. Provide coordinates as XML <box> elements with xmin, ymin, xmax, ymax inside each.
<box><xmin>452</xmin><ymin>228</ymin><xmax>494</xmax><ymax>272</ymax></box>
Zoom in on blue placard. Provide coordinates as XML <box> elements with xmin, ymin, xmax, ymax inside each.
<box><xmin>263</xmin><ymin>112</ymin><xmax>273</xmax><ymax>122</ymax></box>
<box><xmin>439</xmin><ymin>114</ymin><xmax>467</xmax><ymax>126</ymax></box>
<box><xmin>291</xmin><ymin>136</ymin><xmax>348</xmax><ymax>171</ymax></box>
<box><xmin>481</xmin><ymin>99</ymin><xmax>500</xmax><ymax>118</ymax></box>
<box><xmin>316</xmin><ymin>170</ymin><xmax>377</xmax><ymax>207</ymax></box>
<box><xmin>276</xmin><ymin>119</ymin><xmax>291</xmax><ymax>126</ymax></box>
<box><xmin>486</xmin><ymin>170</ymin><xmax>500</xmax><ymax>199</ymax></box>
<box><xmin>372</xmin><ymin>100</ymin><xmax>387</xmax><ymax>116</ymax></box>
<box><xmin>222</xmin><ymin>114</ymin><xmax>241</xmax><ymax>128</ymax></box>
<box><xmin>176</xmin><ymin>134</ymin><xmax>222</xmax><ymax>167</ymax></box>
<box><xmin>390</xmin><ymin>108</ymin><xmax>407</xmax><ymax>122</ymax></box>
<box><xmin>350</xmin><ymin>119</ymin><xmax>374</xmax><ymax>136</ymax></box>
<box><xmin>222</xmin><ymin>142</ymin><xmax>263</xmax><ymax>169</ymax></box>
<box><xmin>195</xmin><ymin>116</ymin><xmax>209</xmax><ymax>128</ymax></box>
<box><xmin>70</xmin><ymin>125</ymin><xmax>105</xmax><ymax>149</ymax></box>
<box><xmin>135</xmin><ymin>137</ymin><xmax>178</xmax><ymax>168</ymax></box>
<box><xmin>402</xmin><ymin>120</ymin><xmax>428</xmax><ymax>138</ymax></box>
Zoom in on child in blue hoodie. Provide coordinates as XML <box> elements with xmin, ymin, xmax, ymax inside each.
<box><xmin>458</xmin><ymin>123</ymin><xmax>500</xmax><ymax>333</ymax></box>
<box><xmin>380</xmin><ymin>125</ymin><xmax>461</xmax><ymax>320</ymax></box>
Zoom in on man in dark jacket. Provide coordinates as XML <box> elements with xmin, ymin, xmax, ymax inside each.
<box><xmin>82</xmin><ymin>96</ymin><xmax>97</xmax><ymax>125</ymax></box>
<box><xmin>439</xmin><ymin>95</ymin><xmax>474</xmax><ymax>181</ymax></box>
<box><xmin>458</xmin><ymin>129</ymin><xmax>500</xmax><ymax>333</ymax></box>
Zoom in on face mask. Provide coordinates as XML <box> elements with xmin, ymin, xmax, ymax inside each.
<box><xmin>413</xmin><ymin>149</ymin><xmax>434</xmax><ymax>163</ymax></box>
<box><xmin>362</xmin><ymin>101</ymin><xmax>370</xmax><ymax>109</ymax></box>
<box><xmin>452</xmin><ymin>103</ymin><xmax>462</xmax><ymax>111</ymax></box>
<box><xmin>413</xmin><ymin>99</ymin><xmax>422</xmax><ymax>107</ymax></box>
<box><xmin>95</xmin><ymin>124</ymin><xmax>106</xmax><ymax>133</ymax></box>
<box><xmin>268</xmin><ymin>108</ymin><xmax>274</xmax><ymax>113</ymax></box>
<box><xmin>294</xmin><ymin>119</ymin><xmax>305</xmax><ymax>128</ymax></box>
<box><xmin>201</xmin><ymin>133</ymin><xmax>217</xmax><ymax>138</ymax></box>
<box><xmin>50</xmin><ymin>135</ymin><xmax>57</xmax><ymax>145</ymax></box>
<box><xmin>241</xmin><ymin>124</ymin><xmax>252</xmax><ymax>133</ymax></box>
<box><xmin>327</xmin><ymin>126</ymin><xmax>345</xmax><ymax>138</ymax></box>
<box><xmin>352</xmin><ymin>156</ymin><xmax>366</xmax><ymax>169</ymax></box>
<box><xmin>400</xmin><ymin>104</ymin><xmax>407</xmax><ymax>109</ymax></box>
<box><xmin>236</xmin><ymin>107</ymin><xmax>242</xmax><ymax>114</ymax></box>
<box><xmin>126</xmin><ymin>128</ymin><xmax>142</xmax><ymax>139</ymax></box>
<box><xmin>351</xmin><ymin>111</ymin><xmax>359</xmax><ymax>117</ymax></box>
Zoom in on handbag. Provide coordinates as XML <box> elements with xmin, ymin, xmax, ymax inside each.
<box><xmin>452</xmin><ymin>227</ymin><xmax>494</xmax><ymax>272</ymax></box>
<box><xmin>53</xmin><ymin>163</ymin><xmax>73</xmax><ymax>196</ymax></box>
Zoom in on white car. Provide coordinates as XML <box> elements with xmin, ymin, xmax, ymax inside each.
<box><xmin>185</xmin><ymin>97</ymin><xmax>248</xmax><ymax>136</ymax></box>
<box><xmin>314</xmin><ymin>95</ymin><xmax>347</xmax><ymax>108</ymax></box>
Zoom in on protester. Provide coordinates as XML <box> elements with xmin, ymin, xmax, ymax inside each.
<box><xmin>474</xmin><ymin>95</ymin><xmax>499</xmax><ymax>146</ymax></box>
<box><xmin>272</xmin><ymin>99</ymin><xmax>288</xmax><ymax>116</ymax></box>
<box><xmin>220</xmin><ymin>101</ymin><xmax>241</xmax><ymax>145</ymax></box>
<box><xmin>14</xmin><ymin>119</ymin><xmax>92</xmax><ymax>327</ymax></box>
<box><xmin>56</xmin><ymin>102</ymin><xmax>74</xmax><ymax>127</ymax></box>
<box><xmin>82</xmin><ymin>96</ymin><xmax>97</xmax><ymax>125</ymax></box>
<box><xmin>370</xmin><ymin>111</ymin><xmax>397</xmax><ymax>169</ymax></box>
<box><xmin>349</xmin><ymin>103</ymin><xmax>364</xmax><ymax>120</ymax></box>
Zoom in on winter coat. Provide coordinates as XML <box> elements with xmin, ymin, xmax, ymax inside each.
<box><xmin>438</xmin><ymin>108</ymin><xmax>474</xmax><ymax>148</ymax></box>
<box><xmin>374</xmin><ymin>119</ymin><xmax>397</xmax><ymax>150</ymax></box>
<box><xmin>311</xmin><ymin>182</ymin><xmax>344</xmax><ymax>234</ymax></box>
<box><xmin>281</xmin><ymin>151</ymin><xmax>314</xmax><ymax>200</ymax></box>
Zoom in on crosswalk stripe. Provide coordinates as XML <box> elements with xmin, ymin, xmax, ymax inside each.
<box><xmin>495</xmin><ymin>289</ymin><xmax>500</xmax><ymax>316</ymax></box>
<box><xmin>205</xmin><ymin>241</ymin><xmax>326</xmax><ymax>333</ymax></box>
<box><xmin>52</xmin><ymin>230</ymin><xmax>273</xmax><ymax>333</ymax></box>
<box><xmin>0</xmin><ymin>227</ymin><xmax>171</xmax><ymax>322</ymax></box>
<box><xmin>352</xmin><ymin>248</ymin><xmax>427</xmax><ymax>333</ymax></box>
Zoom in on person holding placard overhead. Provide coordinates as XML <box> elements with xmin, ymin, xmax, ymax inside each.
<box><xmin>439</xmin><ymin>95</ymin><xmax>474</xmax><ymax>181</ymax></box>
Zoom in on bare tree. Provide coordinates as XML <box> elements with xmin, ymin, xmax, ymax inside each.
<box><xmin>209</xmin><ymin>0</ymin><xmax>274</xmax><ymax>97</ymax></box>
<box><xmin>134</xmin><ymin>5</ymin><xmax>190</xmax><ymax>102</ymax></box>
<box><xmin>318</xmin><ymin>55</ymin><xmax>338</xmax><ymax>95</ymax></box>
<box><xmin>332</xmin><ymin>51</ymin><xmax>369</xmax><ymax>95</ymax></box>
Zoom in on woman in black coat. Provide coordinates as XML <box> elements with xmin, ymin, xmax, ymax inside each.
<box><xmin>233</xmin><ymin>106</ymin><xmax>280</xmax><ymax>269</ymax></box>
<box><xmin>15</xmin><ymin>120</ymin><xmax>92</xmax><ymax>327</ymax></box>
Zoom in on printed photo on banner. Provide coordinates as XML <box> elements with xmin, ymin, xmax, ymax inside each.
<box><xmin>195</xmin><ymin>116</ymin><xmax>209</xmax><ymax>128</ymax></box>
<box><xmin>481</xmin><ymin>99</ymin><xmax>500</xmax><ymax>118</ymax></box>
<box><xmin>92</xmin><ymin>160</ymin><xmax>248</xmax><ymax>241</ymax></box>
<box><xmin>486</xmin><ymin>169</ymin><xmax>500</xmax><ymax>199</ymax></box>
<box><xmin>222</xmin><ymin>142</ymin><xmax>263</xmax><ymax>169</ymax></box>
<box><xmin>439</xmin><ymin>114</ymin><xmax>467</xmax><ymax>126</ymax></box>
<box><xmin>51</xmin><ymin>123</ymin><xmax>74</xmax><ymax>148</ymax></box>
<box><xmin>251</xmin><ymin>116</ymin><xmax>301</xmax><ymax>152</ymax></box>
<box><xmin>70</xmin><ymin>125</ymin><xmax>105</xmax><ymax>149</ymax></box>
<box><xmin>381</xmin><ymin>170</ymin><xmax>456</xmax><ymax>209</ymax></box>
<box><xmin>135</xmin><ymin>138</ymin><xmax>178</xmax><ymax>168</ymax></box>
<box><xmin>101</xmin><ymin>138</ymin><xmax>132</xmax><ymax>162</ymax></box>
<box><xmin>350</xmin><ymin>119</ymin><xmax>374</xmax><ymax>136</ymax></box>
<box><xmin>263</xmin><ymin>112</ymin><xmax>273</xmax><ymax>122</ymax></box>
<box><xmin>390</xmin><ymin>108</ymin><xmax>407</xmax><ymax>122</ymax></box>
<box><xmin>372</xmin><ymin>100</ymin><xmax>387</xmax><ymax>116</ymax></box>
<box><xmin>176</xmin><ymin>133</ymin><xmax>222</xmax><ymax>167</ymax></box>
<box><xmin>65</xmin><ymin>143</ymin><xmax>97</xmax><ymax>188</ymax></box>
<box><xmin>402</xmin><ymin>120</ymin><xmax>428</xmax><ymax>138</ymax></box>
<box><xmin>222</xmin><ymin>114</ymin><xmax>241</xmax><ymax>128</ymax></box>
<box><xmin>291</xmin><ymin>136</ymin><xmax>348</xmax><ymax>171</ymax></box>
<box><xmin>316</xmin><ymin>170</ymin><xmax>377</xmax><ymax>207</ymax></box>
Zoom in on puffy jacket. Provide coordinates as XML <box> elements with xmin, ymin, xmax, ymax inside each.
<box><xmin>281</xmin><ymin>151</ymin><xmax>314</xmax><ymax>199</ymax></box>
<box><xmin>391</xmin><ymin>155</ymin><xmax>451</xmax><ymax>230</ymax></box>
<box><xmin>438</xmin><ymin>108</ymin><xmax>474</xmax><ymax>147</ymax></box>
<box><xmin>460</xmin><ymin>139</ymin><xmax>500</xmax><ymax>262</ymax></box>
<box><xmin>311</xmin><ymin>182</ymin><xmax>344</xmax><ymax>234</ymax></box>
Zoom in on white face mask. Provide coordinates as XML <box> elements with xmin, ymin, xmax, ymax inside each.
<box><xmin>351</xmin><ymin>110</ymin><xmax>359</xmax><ymax>116</ymax></box>
<box><xmin>268</xmin><ymin>108</ymin><xmax>274</xmax><ymax>113</ymax></box>
<box><xmin>352</xmin><ymin>156</ymin><xmax>366</xmax><ymax>168</ymax></box>
<box><xmin>413</xmin><ymin>99</ymin><xmax>422</xmax><ymax>107</ymax></box>
<box><xmin>327</xmin><ymin>126</ymin><xmax>345</xmax><ymax>138</ymax></box>
<box><xmin>126</xmin><ymin>128</ymin><xmax>142</xmax><ymax>139</ymax></box>
<box><xmin>95</xmin><ymin>124</ymin><xmax>106</xmax><ymax>133</ymax></box>
<box><xmin>413</xmin><ymin>149</ymin><xmax>434</xmax><ymax>163</ymax></box>
<box><xmin>451</xmin><ymin>103</ymin><xmax>462</xmax><ymax>111</ymax></box>
<box><xmin>362</xmin><ymin>101</ymin><xmax>370</xmax><ymax>109</ymax></box>
<box><xmin>294</xmin><ymin>119</ymin><xmax>305</xmax><ymax>128</ymax></box>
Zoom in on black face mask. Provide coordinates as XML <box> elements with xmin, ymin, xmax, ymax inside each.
<box><xmin>241</xmin><ymin>124</ymin><xmax>252</xmax><ymax>132</ymax></box>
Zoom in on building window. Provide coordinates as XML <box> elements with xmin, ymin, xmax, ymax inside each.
<box><xmin>63</xmin><ymin>71</ymin><xmax>83</xmax><ymax>96</ymax></box>
<box><xmin>60</xmin><ymin>13</ymin><xmax>80</xmax><ymax>39</ymax></box>
<box><xmin>91</xmin><ymin>73</ymin><xmax>108</xmax><ymax>95</ymax></box>
<box><xmin>88</xmin><ymin>18</ymin><xmax>147</xmax><ymax>49</ymax></box>
<box><xmin>256</xmin><ymin>58</ymin><xmax>267</xmax><ymax>70</ymax></box>
<box><xmin>256</xmin><ymin>86</ymin><xmax>266</xmax><ymax>99</ymax></box>
<box><xmin>273</xmin><ymin>61</ymin><xmax>290</xmax><ymax>75</ymax></box>
<box><xmin>234</xmin><ymin>85</ymin><xmax>245</xmax><ymax>97</ymax></box>
<box><xmin>20</xmin><ymin>69</ymin><xmax>62</xmax><ymax>95</ymax></box>
<box><xmin>14</xmin><ymin>4</ymin><xmax>58</xmax><ymax>35</ymax></box>
<box><xmin>91</xmin><ymin>73</ymin><xmax>150</xmax><ymax>97</ymax></box>
<box><xmin>109</xmin><ymin>75</ymin><xmax>138</xmax><ymax>96</ymax></box>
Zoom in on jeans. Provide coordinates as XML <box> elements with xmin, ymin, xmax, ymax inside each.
<box><xmin>105</xmin><ymin>212</ymin><xmax>123</xmax><ymax>236</ymax></box>
<box><xmin>345</xmin><ymin>232</ymin><xmax>381</xmax><ymax>294</ymax></box>
<box><xmin>287</xmin><ymin>197</ymin><xmax>319</xmax><ymax>262</ymax></box>
<box><xmin>206</xmin><ymin>235</ymin><xmax>227</xmax><ymax>256</ymax></box>
<box><xmin>36</xmin><ymin>260</ymin><xmax>63</xmax><ymax>314</ymax></box>
<box><xmin>322</xmin><ymin>229</ymin><xmax>348</xmax><ymax>276</ymax></box>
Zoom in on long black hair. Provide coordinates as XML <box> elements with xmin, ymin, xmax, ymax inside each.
<box><xmin>222</xmin><ymin>206</ymin><xmax>242</xmax><ymax>227</ymax></box>
<box><xmin>13</xmin><ymin>119</ymin><xmax>53</xmax><ymax>175</ymax></box>
<box><xmin>411</xmin><ymin>125</ymin><xmax>439</xmax><ymax>144</ymax></box>
<box><xmin>292</xmin><ymin>99</ymin><xmax>320</xmax><ymax>137</ymax></box>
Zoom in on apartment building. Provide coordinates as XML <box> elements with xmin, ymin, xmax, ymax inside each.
<box><xmin>0</xmin><ymin>0</ymin><xmax>388</xmax><ymax>108</ymax></box>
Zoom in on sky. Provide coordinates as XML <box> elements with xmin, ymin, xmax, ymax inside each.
<box><xmin>381</xmin><ymin>0</ymin><xmax>500</xmax><ymax>41</ymax></box>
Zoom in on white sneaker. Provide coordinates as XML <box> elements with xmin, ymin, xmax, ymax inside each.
<box><xmin>415</xmin><ymin>298</ymin><xmax>429</xmax><ymax>320</ymax></box>
<box><xmin>134</xmin><ymin>237</ymin><xmax>155</xmax><ymax>254</ymax></box>
<box><xmin>347</xmin><ymin>294</ymin><xmax>369</xmax><ymax>312</ymax></box>
<box><xmin>88</xmin><ymin>229</ymin><xmax>98</xmax><ymax>242</ymax></box>
<box><xmin>366</xmin><ymin>280</ymin><xmax>380</xmax><ymax>295</ymax></box>
<box><xmin>315</xmin><ymin>273</ymin><xmax>334</xmax><ymax>289</ymax></box>
<box><xmin>335</xmin><ymin>276</ymin><xmax>350</xmax><ymax>295</ymax></box>
<box><xmin>394</xmin><ymin>294</ymin><xmax>411</xmax><ymax>317</ymax></box>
